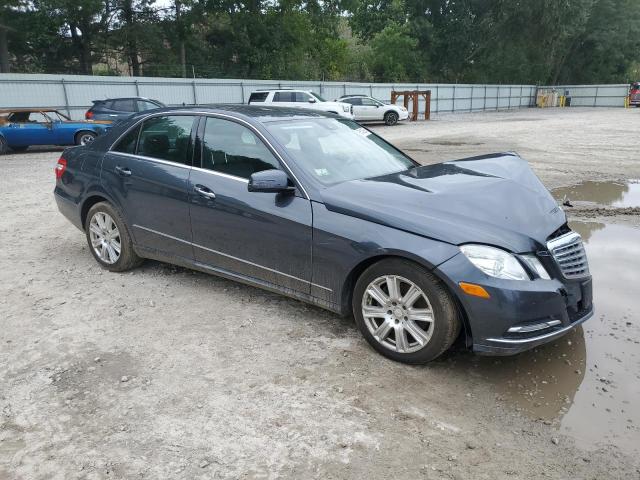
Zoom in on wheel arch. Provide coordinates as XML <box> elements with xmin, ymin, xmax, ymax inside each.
<box><xmin>341</xmin><ymin>253</ymin><xmax>473</xmax><ymax>347</ymax></box>
<box><xmin>80</xmin><ymin>188</ymin><xmax>124</xmax><ymax>230</ymax></box>
<box><xmin>74</xmin><ymin>129</ymin><xmax>97</xmax><ymax>143</ymax></box>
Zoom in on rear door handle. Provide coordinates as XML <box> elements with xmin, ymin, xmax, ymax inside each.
<box><xmin>115</xmin><ymin>165</ymin><xmax>132</xmax><ymax>177</ymax></box>
<box><xmin>194</xmin><ymin>185</ymin><xmax>216</xmax><ymax>200</ymax></box>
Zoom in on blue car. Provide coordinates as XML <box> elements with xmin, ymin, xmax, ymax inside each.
<box><xmin>0</xmin><ymin>108</ymin><xmax>111</xmax><ymax>154</ymax></box>
<box><xmin>54</xmin><ymin>106</ymin><xmax>593</xmax><ymax>364</ymax></box>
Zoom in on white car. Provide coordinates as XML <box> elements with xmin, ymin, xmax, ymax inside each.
<box><xmin>247</xmin><ymin>90</ymin><xmax>354</xmax><ymax>119</ymax></box>
<box><xmin>337</xmin><ymin>95</ymin><xmax>409</xmax><ymax>126</ymax></box>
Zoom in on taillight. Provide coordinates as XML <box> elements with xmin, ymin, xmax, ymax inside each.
<box><xmin>55</xmin><ymin>157</ymin><xmax>67</xmax><ymax>180</ymax></box>
<box><xmin>85</xmin><ymin>110</ymin><xmax>93</xmax><ymax>119</ymax></box>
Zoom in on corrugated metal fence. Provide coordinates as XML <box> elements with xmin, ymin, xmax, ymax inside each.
<box><xmin>0</xmin><ymin>74</ymin><xmax>630</xmax><ymax>120</ymax></box>
<box><xmin>0</xmin><ymin>73</ymin><xmax>537</xmax><ymax>120</ymax></box>
<box><xmin>538</xmin><ymin>84</ymin><xmax>629</xmax><ymax>107</ymax></box>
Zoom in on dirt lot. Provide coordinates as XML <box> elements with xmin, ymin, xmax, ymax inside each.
<box><xmin>1</xmin><ymin>108</ymin><xmax>639</xmax><ymax>479</ymax></box>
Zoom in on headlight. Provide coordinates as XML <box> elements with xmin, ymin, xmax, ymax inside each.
<box><xmin>342</xmin><ymin>105</ymin><xmax>350</xmax><ymax>113</ymax></box>
<box><xmin>520</xmin><ymin>254</ymin><xmax>551</xmax><ymax>280</ymax></box>
<box><xmin>460</xmin><ymin>244</ymin><xmax>529</xmax><ymax>281</ymax></box>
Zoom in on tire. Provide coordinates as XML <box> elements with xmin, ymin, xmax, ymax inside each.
<box><xmin>352</xmin><ymin>258</ymin><xmax>461</xmax><ymax>364</ymax></box>
<box><xmin>10</xmin><ymin>146</ymin><xmax>29</xmax><ymax>152</ymax></box>
<box><xmin>85</xmin><ymin>202</ymin><xmax>143</xmax><ymax>272</ymax></box>
<box><xmin>384</xmin><ymin>111</ymin><xmax>399</xmax><ymax>126</ymax></box>
<box><xmin>75</xmin><ymin>131</ymin><xmax>97</xmax><ymax>146</ymax></box>
<box><xmin>0</xmin><ymin>137</ymin><xmax>7</xmax><ymax>155</ymax></box>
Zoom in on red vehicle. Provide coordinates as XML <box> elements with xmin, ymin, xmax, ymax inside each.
<box><xmin>630</xmin><ymin>82</ymin><xmax>640</xmax><ymax>107</ymax></box>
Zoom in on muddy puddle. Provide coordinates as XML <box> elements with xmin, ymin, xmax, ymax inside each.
<box><xmin>443</xmin><ymin>221</ymin><xmax>640</xmax><ymax>455</ymax></box>
<box><xmin>552</xmin><ymin>180</ymin><xmax>640</xmax><ymax>208</ymax></box>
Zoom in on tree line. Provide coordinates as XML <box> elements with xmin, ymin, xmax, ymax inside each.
<box><xmin>1</xmin><ymin>0</ymin><xmax>639</xmax><ymax>84</ymax></box>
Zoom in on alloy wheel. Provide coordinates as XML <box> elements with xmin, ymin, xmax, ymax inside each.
<box><xmin>361</xmin><ymin>275</ymin><xmax>434</xmax><ymax>353</ymax></box>
<box><xmin>89</xmin><ymin>212</ymin><xmax>121</xmax><ymax>264</ymax></box>
<box><xmin>79</xmin><ymin>133</ymin><xmax>96</xmax><ymax>145</ymax></box>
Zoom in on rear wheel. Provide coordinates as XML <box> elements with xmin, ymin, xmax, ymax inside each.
<box><xmin>0</xmin><ymin>137</ymin><xmax>7</xmax><ymax>155</ymax></box>
<box><xmin>75</xmin><ymin>131</ymin><xmax>97</xmax><ymax>146</ymax></box>
<box><xmin>85</xmin><ymin>202</ymin><xmax>143</xmax><ymax>272</ymax></box>
<box><xmin>384</xmin><ymin>111</ymin><xmax>399</xmax><ymax>126</ymax></box>
<box><xmin>353</xmin><ymin>258</ymin><xmax>460</xmax><ymax>364</ymax></box>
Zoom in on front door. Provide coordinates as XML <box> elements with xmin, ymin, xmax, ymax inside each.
<box><xmin>189</xmin><ymin>115</ymin><xmax>313</xmax><ymax>294</ymax></box>
<box><xmin>101</xmin><ymin>114</ymin><xmax>198</xmax><ymax>260</ymax></box>
<box><xmin>358</xmin><ymin>97</ymin><xmax>383</xmax><ymax>120</ymax></box>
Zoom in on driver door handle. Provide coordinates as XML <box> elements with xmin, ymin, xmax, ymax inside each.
<box><xmin>115</xmin><ymin>165</ymin><xmax>132</xmax><ymax>177</ymax></box>
<box><xmin>194</xmin><ymin>184</ymin><xmax>216</xmax><ymax>200</ymax></box>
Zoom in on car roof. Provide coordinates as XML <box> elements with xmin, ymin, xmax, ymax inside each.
<box><xmin>251</xmin><ymin>89</ymin><xmax>308</xmax><ymax>92</ymax></box>
<box><xmin>339</xmin><ymin>94</ymin><xmax>369</xmax><ymax>98</ymax></box>
<box><xmin>127</xmin><ymin>104</ymin><xmax>339</xmax><ymax>123</ymax></box>
<box><xmin>0</xmin><ymin>108</ymin><xmax>61</xmax><ymax>114</ymax></box>
<box><xmin>92</xmin><ymin>97</ymin><xmax>157</xmax><ymax>102</ymax></box>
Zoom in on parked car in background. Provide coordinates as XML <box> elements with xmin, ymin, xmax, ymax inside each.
<box><xmin>0</xmin><ymin>108</ymin><xmax>111</xmax><ymax>154</ymax></box>
<box><xmin>85</xmin><ymin>97</ymin><xmax>165</xmax><ymax>122</ymax></box>
<box><xmin>337</xmin><ymin>94</ymin><xmax>409</xmax><ymax>126</ymax></box>
<box><xmin>247</xmin><ymin>89</ymin><xmax>354</xmax><ymax>119</ymax></box>
<box><xmin>54</xmin><ymin>105</ymin><xmax>593</xmax><ymax>364</ymax></box>
<box><xmin>629</xmin><ymin>82</ymin><xmax>640</xmax><ymax>107</ymax></box>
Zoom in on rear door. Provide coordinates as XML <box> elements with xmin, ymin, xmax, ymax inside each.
<box><xmin>101</xmin><ymin>114</ymin><xmax>197</xmax><ymax>260</ymax></box>
<box><xmin>188</xmin><ymin>115</ymin><xmax>313</xmax><ymax>293</ymax></box>
<box><xmin>272</xmin><ymin>91</ymin><xmax>297</xmax><ymax>109</ymax></box>
<box><xmin>344</xmin><ymin>97</ymin><xmax>365</xmax><ymax>120</ymax></box>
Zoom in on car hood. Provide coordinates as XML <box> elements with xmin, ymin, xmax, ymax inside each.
<box><xmin>319</xmin><ymin>153</ymin><xmax>566</xmax><ymax>253</ymax></box>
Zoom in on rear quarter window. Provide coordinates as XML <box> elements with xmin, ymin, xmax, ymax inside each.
<box><xmin>248</xmin><ymin>92</ymin><xmax>269</xmax><ymax>103</ymax></box>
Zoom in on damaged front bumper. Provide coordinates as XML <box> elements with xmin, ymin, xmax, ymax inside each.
<box><xmin>435</xmin><ymin>252</ymin><xmax>594</xmax><ymax>355</ymax></box>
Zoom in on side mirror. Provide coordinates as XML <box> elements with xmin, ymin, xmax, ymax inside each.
<box><xmin>248</xmin><ymin>169</ymin><xmax>295</xmax><ymax>193</ymax></box>
<box><xmin>308</xmin><ymin>98</ymin><xmax>317</xmax><ymax>103</ymax></box>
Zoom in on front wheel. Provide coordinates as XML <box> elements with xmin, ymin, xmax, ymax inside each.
<box><xmin>85</xmin><ymin>202</ymin><xmax>143</xmax><ymax>272</ymax></box>
<box><xmin>384</xmin><ymin>111</ymin><xmax>399</xmax><ymax>126</ymax></box>
<box><xmin>0</xmin><ymin>137</ymin><xmax>7</xmax><ymax>155</ymax></box>
<box><xmin>352</xmin><ymin>258</ymin><xmax>461</xmax><ymax>364</ymax></box>
<box><xmin>76</xmin><ymin>131</ymin><xmax>97</xmax><ymax>146</ymax></box>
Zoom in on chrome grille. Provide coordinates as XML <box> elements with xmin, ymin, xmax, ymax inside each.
<box><xmin>547</xmin><ymin>232</ymin><xmax>589</xmax><ymax>279</ymax></box>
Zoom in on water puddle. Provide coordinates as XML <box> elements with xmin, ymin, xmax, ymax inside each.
<box><xmin>552</xmin><ymin>180</ymin><xmax>640</xmax><ymax>208</ymax></box>
<box><xmin>444</xmin><ymin>221</ymin><xmax>640</xmax><ymax>455</ymax></box>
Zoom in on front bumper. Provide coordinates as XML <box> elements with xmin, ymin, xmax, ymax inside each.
<box><xmin>435</xmin><ymin>252</ymin><xmax>594</xmax><ymax>355</ymax></box>
<box><xmin>398</xmin><ymin>110</ymin><xmax>410</xmax><ymax>121</ymax></box>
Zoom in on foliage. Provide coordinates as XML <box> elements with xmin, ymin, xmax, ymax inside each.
<box><xmin>2</xmin><ymin>0</ymin><xmax>639</xmax><ymax>83</ymax></box>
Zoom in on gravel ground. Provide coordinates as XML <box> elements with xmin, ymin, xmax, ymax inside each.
<box><xmin>1</xmin><ymin>108</ymin><xmax>639</xmax><ymax>479</ymax></box>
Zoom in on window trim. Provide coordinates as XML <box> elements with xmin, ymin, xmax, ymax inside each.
<box><xmin>108</xmin><ymin>111</ymin><xmax>309</xmax><ymax>199</ymax></box>
<box><xmin>111</xmin><ymin>113</ymin><xmax>198</xmax><ymax>167</ymax></box>
<box><xmin>195</xmin><ymin>113</ymin><xmax>309</xmax><ymax>198</ymax></box>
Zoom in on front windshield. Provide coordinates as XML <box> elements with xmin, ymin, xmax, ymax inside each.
<box><xmin>310</xmin><ymin>92</ymin><xmax>327</xmax><ymax>102</ymax></box>
<box><xmin>265</xmin><ymin>118</ymin><xmax>416</xmax><ymax>186</ymax></box>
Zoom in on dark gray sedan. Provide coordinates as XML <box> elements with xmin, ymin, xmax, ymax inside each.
<box><xmin>54</xmin><ymin>106</ymin><xmax>593</xmax><ymax>363</ymax></box>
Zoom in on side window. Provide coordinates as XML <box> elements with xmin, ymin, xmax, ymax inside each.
<box><xmin>201</xmin><ymin>117</ymin><xmax>281</xmax><ymax>179</ymax></box>
<box><xmin>137</xmin><ymin>100</ymin><xmax>160</xmax><ymax>112</ymax></box>
<box><xmin>273</xmin><ymin>91</ymin><xmax>293</xmax><ymax>102</ymax></box>
<box><xmin>137</xmin><ymin>115</ymin><xmax>196</xmax><ymax>165</ymax></box>
<box><xmin>248</xmin><ymin>92</ymin><xmax>268</xmax><ymax>103</ymax></box>
<box><xmin>344</xmin><ymin>98</ymin><xmax>362</xmax><ymax>106</ymax></box>
<box><xmin>113</xmin><ymin>124</ymin><xmax>141</xmax><ymax>154</ymax></box>
<box><xmin>361</xmin><ymin>98</ymin><xmax>378</xmax><ymax>106</ymax></box>
<box><xmin>112</xmin><ymin>99</ymin><xmax>136</xmax><ymax>112</ymax></box>
<box><xmin>29</xmin><ymin>112</ymin><xmax>51</xmax><ymax>123</ymax></box>
<box><xmin>295</xmin><ymin>92</ymin><xmax>312</xmax><ymax>103</ymax></box>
